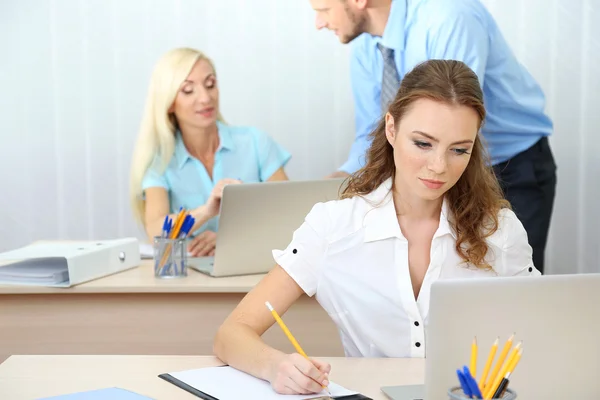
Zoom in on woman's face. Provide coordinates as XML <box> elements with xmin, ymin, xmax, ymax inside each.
<box><xmin>171</xmin><ymin>59</ymin><xmax>219</xmax><ymax>130</ymax></box>
<box><xmin>386</xmin><ymin>98</ymin><xmax>480</xmax><ymax>201</ymax></box>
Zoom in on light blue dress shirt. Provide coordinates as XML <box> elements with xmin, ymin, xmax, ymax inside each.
<box><xmin>341</xmin><ymin>0</ymin><xmax>553</xmax><ymax>173</ymax></box>
<box><xmin>142</xmin><ymin>121</ymin><xmax>291</xmax><ymax>235</ymax></box>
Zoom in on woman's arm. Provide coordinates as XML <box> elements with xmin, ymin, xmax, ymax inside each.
<box><xmin>213</xmin><ymin>265</ymin><xmax>330</xmax><ymax>394</ymax></box>
<box><xmin>143</xmin><ymin>187</ymin><xmax>212</xmax><ymax>239</ymax></box>
<box><xmin>266</xmin><ymin>167</ymin><xmax>289</xmax><ymax>182</ymax></box>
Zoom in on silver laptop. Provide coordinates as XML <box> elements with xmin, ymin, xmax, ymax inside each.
<box><xmin>382</xmin><ymin>273</ymin><xmax>600</xmax><ymax>399</ymax></box>
<box><xmin>188</xmin><ymin>178</ymin><xmax>346</xmax><ymax>277</ymax></box>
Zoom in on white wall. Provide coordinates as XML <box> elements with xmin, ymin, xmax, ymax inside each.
<box><xmin>0</xmin><ymin>0</ymin><xmax>598</xmax><ymax>274</ymax></box>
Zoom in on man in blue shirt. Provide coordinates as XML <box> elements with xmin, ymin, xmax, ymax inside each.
<box><xmin>310</xmin><ymin>0</ymin><xmax>556</xmax><ymax>273</ymax></box>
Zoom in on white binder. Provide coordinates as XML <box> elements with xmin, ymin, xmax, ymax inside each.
<box><xmin>0</xmin><ymin>238</ymin><xmax>141</xmax><ymax>287</ymax></box>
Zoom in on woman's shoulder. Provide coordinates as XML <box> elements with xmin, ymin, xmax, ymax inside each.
<box><xmin>485</xmin><ymin>207</ymin><xmax>525</xmax><ymax>246</ymax></box>
<box><xmin>142</xmin><ymin>153</ymin><xmax>177</xmax><ymax>189</ymax></box>
<box><xmin>484</xmin><ymin>207</ymin><xmax>539</xmax><ymax>276</ymax></box>
<box><xmin>304</xmin><ymin>194</ymin><xmax>372</xmax><ymax>242</ymax></box>
<box><xmin>483</xmin><ymin>208</ymin><xmax>528</xmax><ymax>259</ymax></box>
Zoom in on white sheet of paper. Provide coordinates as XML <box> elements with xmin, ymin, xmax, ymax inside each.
<box><xmin>0</xmin><ymin>258</ymin><xmax>68</xmax><ymax>284</ymax></box>
<box><xmin>138</xmin><ymin>243</ymin><xmax>154</xmax><ymax>259</ymax></box>
<box><xmin>169</xmin><ymin>366</ymin><xmax>358</xmax><ymax>399</ymax></box>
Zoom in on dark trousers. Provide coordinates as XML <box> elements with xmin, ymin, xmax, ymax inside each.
<box><xmin>493</xmin><ymin>137</ymin><xmax>557</xmax><ymax>274</ymax></box>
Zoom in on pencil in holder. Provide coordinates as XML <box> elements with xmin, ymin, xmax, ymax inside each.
<box><xmin>153</xmin><ymin>236</ymin><xmax>187</xmax><ymax>278</ymax></box>
<box><xmin>447</xmin><ymin>386</ymin><xmax>517</xmax><ymax>399</ymax></box>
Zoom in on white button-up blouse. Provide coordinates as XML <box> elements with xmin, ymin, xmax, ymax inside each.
<box><xmin>272</xmin><ymin>178</ymin><xmax>540</xmax><ymax>358</ymax></box>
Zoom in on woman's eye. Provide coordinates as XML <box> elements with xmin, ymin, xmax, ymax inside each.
<box><xmin>414</xmin><ymin>140</ymin><xmax>431</xmax><ymax>149</ymax></box>
<box><xmin>205</xmin><ymin>79</ymin><xmax>216</xmax><ymax>89</ymax></box>
<box><xmin>452</xmin><ymin>148</ymin><xmax>471</xmax><ymax>155</ymax></box>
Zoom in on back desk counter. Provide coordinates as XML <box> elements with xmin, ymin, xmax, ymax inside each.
<box><xmin>0</xmin><ymin>260</ymin><xmax>343</xmax><ymax>363</ymax></box>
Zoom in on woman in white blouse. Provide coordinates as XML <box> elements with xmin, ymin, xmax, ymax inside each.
<box><xmin>213</xmin><ymin>59</ymin><xmax>541</xmax><ymax>395</ymax></box>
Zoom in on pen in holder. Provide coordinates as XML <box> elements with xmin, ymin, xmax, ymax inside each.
<box><xmin>448</xmin><ymin>386</ymin><xmax>516</xmax><ymax>400</ymax></box>
<box><xmin>154</xmin><ymin>209</ymin><xmax>195</xmax><ymax>279</ymax></box>
<box><xmin>454</xmin><ymin>334</ymin><xmax>523</xmax><ymax>399</ymax></box>
<box><xmin>154</xmin><ymin>236</ymin><xmax>187</xmax><ymax>278</ymax></box>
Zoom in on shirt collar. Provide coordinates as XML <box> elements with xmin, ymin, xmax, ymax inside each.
<box><xmin>380</xmin><ymin>0</ymin><xmax>407</xmax><ymax>51</ymax></box>
<box><xmin>174</xmin><ymin>121</ymin><xmax>235</xmax><ymax>170</ymax></box>
<box><xmin>363</xmin><ymin>178</ymin><xmax>403</xmax><ymax>242</ymax></box>
<box><xmin>362</xmin><ymin>177</ymin><xmax>456</xmax><ymax>243</ymax></box>
<box><xmin>216</xmin><ymin>121</ymin><xmax>235</xmax><ymax>152</ymax></box>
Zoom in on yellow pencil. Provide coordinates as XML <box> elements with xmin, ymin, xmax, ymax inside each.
<box><xmin>483</xmin><ymin>333</ymin><xmax>514</xmax><ymax>391</ymax></box>
<box><xmin>470</xmin><ymin>336</ymin><xmax>478</xmax><ymax>379</ymax></box>
<box><xmin>483</xmin><ymin>341</ymin><xmax>522</xmax><ymax>399</ymax></box>
<box><xmin>265</xmin><ymin>301</ymin><xmax>330</xmax><ymax>395</ymax></box>
<box><xmin>506</xmin><ymin>348</ymin><xmax>523</xmax><ymax>376</ymax></box>
<box><xmin>169</xmin><ymin>208</ymin><xmax>187</xmax><ymax>239</ymax></box>
<box><xmin>478</xmin><ymin>337</ymin><xmax>498</xmax><ymax>392</ymax></box>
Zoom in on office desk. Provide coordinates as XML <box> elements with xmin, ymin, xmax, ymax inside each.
<box><xmin>0</xmin><ymin>355</ymin><xmax>425</xmax><ymax>399</ymax></box>
<box><xmin>0</xmin><ymin>262</ymin><xmax>343</xmax><ymax>363</ymax></box>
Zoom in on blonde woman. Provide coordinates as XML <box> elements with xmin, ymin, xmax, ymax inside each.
<box><xmin>130</xmin><ymin>48</ymin><xmax>290</xmax><ymax>256</ymax></box>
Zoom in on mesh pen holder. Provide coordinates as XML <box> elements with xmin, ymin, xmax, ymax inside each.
<box><xmin>448</xmin><ymin>386</ymin><xmax>517</xmax><ymax>399</ymax></box>
<box><xmin>154</xmin><ymin>237</ymin><xmax>188</xmax><ymax>278</ymax></box>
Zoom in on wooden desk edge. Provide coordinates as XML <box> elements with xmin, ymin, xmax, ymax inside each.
<box><xmin>0</xmin><ymin>285</ymin><xmax>257</xmax><ymax>294</ymax></box>
<box><xmin>0</xmin><ymin>265</ymin><xmax>267</xmax><ymax>294</ymax></box>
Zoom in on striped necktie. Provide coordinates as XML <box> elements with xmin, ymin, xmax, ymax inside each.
<box><xmin>377</xmin><ymin>43</ymin><xmax>401</xmax><ymax>112</ymax></box>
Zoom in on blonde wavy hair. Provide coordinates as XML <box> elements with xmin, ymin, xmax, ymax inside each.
<box><xmin>129</xmin><ymin>47</ymin><xmax>224</xmax><ymax>224</ymax></box>
<box><xmin>342</xmin><ymin>59</ymin><xmax>510</xmax><ymax>270</ymax></box>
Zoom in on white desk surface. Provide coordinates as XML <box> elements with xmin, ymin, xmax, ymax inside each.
<box><xmin>0</xmin><ymin>355</ymin><xmax>425</xmax><ymax>400</ymax></box>
<box><xmin>0</xmin><ymin>260</ymin><xmax>266</xmax><ymax>294</ymax></box>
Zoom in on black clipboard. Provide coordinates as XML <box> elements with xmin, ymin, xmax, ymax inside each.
<box><xmin>158</xmin><ymin>373</ymin><xmax>373</xmax><ymax>400</ymax></box>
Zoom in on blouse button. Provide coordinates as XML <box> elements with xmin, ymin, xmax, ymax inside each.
<box><xmin>528</xmin><ymin>267</ymin><xmax>533</xmax><ymax>272</ymax></box>
<box><xmin>414</xmin><ymin>321</ymin><xmax>420</xmax><ymax>327</ymax></box>
<box><xmin>292</xmin><ymin>249</ymin><xmax>297</xmax><ymax>254</ymax></box>
<box><xmin>415</xmin><ymin>342</ymin><xmax>421</xmax><ymax>347</ymax></box>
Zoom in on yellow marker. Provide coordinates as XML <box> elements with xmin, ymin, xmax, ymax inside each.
<box><xmin>483</xmin><ymin>333</ymin><xmax>514</xmax><ymax>391</ymax></box>
<box><xmin>478</xmin><ymin>337</ymin><xmax>498</xmax><ymax>392</ymax></box>
<box><xmin>483</xmin><ymin>341</ymin><xmax>522</xmax><ymax>399</ymax></box>
<box><xmin>265</xmin><ymin>301</ymin><xmax>330</xmax><ymax>395</ymax></box>
<box><xmin>470</xmin><ymin>336</ymin><xmax>478</xmax><ymax>379</ymax></box>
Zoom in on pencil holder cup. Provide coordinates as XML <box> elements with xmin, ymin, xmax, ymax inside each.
<box><xmin>153</xmin><ymin>237</ymin><xmax>187</xmax><ymax>278</ymax></box>
<box><xmin>448</xmin><ymin>386</ymin><xmax>517</xmax><ymax>399</ymax></box>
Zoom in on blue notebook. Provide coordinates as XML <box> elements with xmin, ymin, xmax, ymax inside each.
<box><xmin>39</xmin><ymin>387</ymin><xmax>154</xmax><ymax>399</ymax></box>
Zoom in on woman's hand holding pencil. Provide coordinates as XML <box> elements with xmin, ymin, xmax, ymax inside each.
<box><xmin>266</xmin><ymin>352</ymin><xmax>331</xmax><ymax>395</ymax></box>
<box><xmin>265</xmin><ymin>301</ymin><xmax>332</xmax><ymax>395</ymax></box>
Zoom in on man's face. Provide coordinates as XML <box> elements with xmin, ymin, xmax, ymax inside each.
<box><xmin>310</xmin><ymin>0</ymin><xmax>367</xmax><ymax>44</ymax></box>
